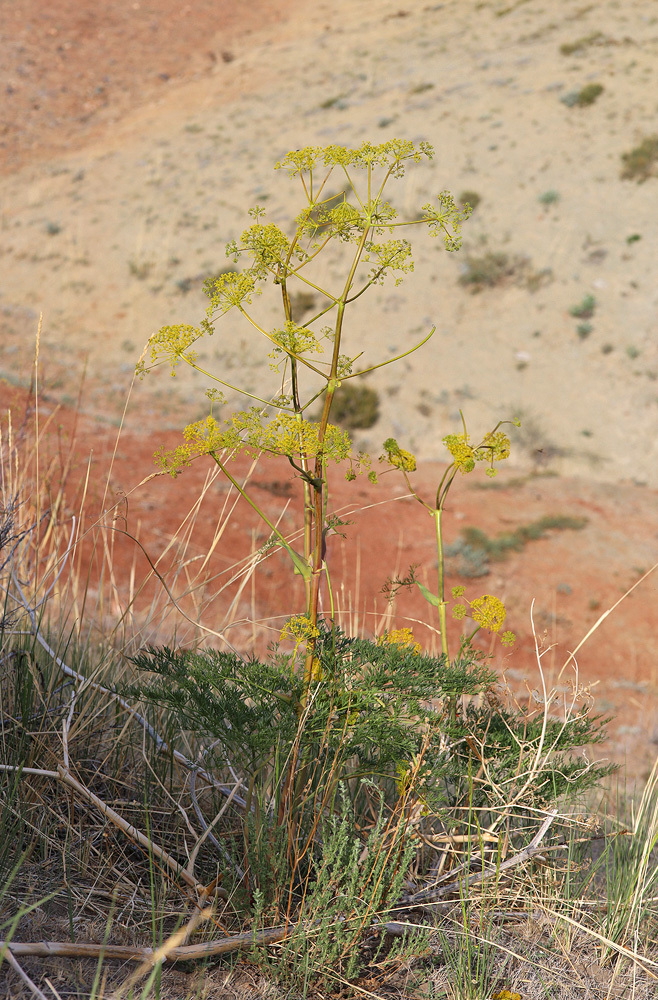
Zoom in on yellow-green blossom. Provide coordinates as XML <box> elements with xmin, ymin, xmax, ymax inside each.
<box><xmin>381</xmin><ymin>437</ymin><xmax>417</xmax><ymax>473</ymax></box>
<box><xmin>451</xmin><ymin>590</ymin><xmax>516</xmax><ymax>645</ymax></box>
<box><xmin>280</xmin><ymin>615</ymin><xmax>320</xmax><ymax>648</ymax></box>
<box><xmin>443</xmin><ymin>432</ymin><xmax>476</xmax><ymax>474</ymax></box>
<box><xmin>470</xmin><ymin>594</ymin><xmax>507</xmax><ymax>633</ymax></box>
<box><xmin>377</xmin><ymin>627</ymin><xmax>422</xmax><ymax>655</ymax></box>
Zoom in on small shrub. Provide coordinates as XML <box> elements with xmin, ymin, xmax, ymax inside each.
<box><xmin>577</xmin><ymin>322</ymin><xmax>593</xmax><ymax>339</ymax></box>
<box><xmin>128</xmin><ymin>257</ymin><xmax>153</xmax><ymax>281</ymax></box>
<box><xmin>559</xmin><ymin>31</ymin><xmax>604</xmax><ymax>56</ymax></box>
<box><xmin>409</xmin><ymin>82</ymin><xmax>435</xmax><ymax>94</ymax></box>
<box><xmin>459</xmin><ymin>190</ymin><xmax>481</xmax><ymax>212</ymax></box>
<box><xmin>569</xmin><ymin>293</ymin><xmax>596</xmax><ymax>319</ymax></box>
<box><xmin>457</xmin><ymin>514</ymin><xmax>588</xmax><ymax>567</ymax></box>
<box><xmin>320</xmin><ymin>94</ymin><xmax>347</xmax><ymax>110</ymax></box>
<box><xmin>444</xmin><ymin>536</ymin><xmax>490</xmax><ymax>578</ymax></box>
<box><xmin>577</xmin><ymin>82</ymin><xmax>604</xmax><ymax>105</ymax></box>
<box><xmin>525</xmin><ymin>266</ymin><xmax>553</xmax><ymax>292</ymax></box>
<box><xmin>289</xmin><ymin>290</ymin><xmax>317</xmax><ymax>320</ymax></box>
<box><xmin>458</xmin><ymin>251</ymin><xmax>528</xmax><ymax>292</ymax></box>
<box><xmin>330</xmin><ymin>383</ymin><xmax>380</xmax><ymax>430</ymax></box>
<box><xmin>621</xmin><ymin>135</ymin><xmax>658</xmax><ymax>182</ymax></box>
<box><xmin>561</xmin><ymin>83</ymin><xmax>604</xmax><ymax>107</ymax></box>
<box><xmin>447</xmin><ymin>515</ymin><xmax>588</xmax><ymax>577</ymax></box>
<box><xmin>626</xmin><ymin>345</ymin><xmax>641</xmax><ymax>360</ymax></box>
<box><xmin>538</xmin><ymin>189</ymin><xmax>560</xmax><ymax>206</ymax></box>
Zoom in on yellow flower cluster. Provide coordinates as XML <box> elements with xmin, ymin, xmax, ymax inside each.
<box><xmin>275</xmin><ymin>139</ymin><xmax>435</xmax><ymax>178</ymax></box>
<box><xmin>443</xmin><ymin>432</ymin><xmax>477</xmax><ymax>473</ymax></box>
<box><xmin>268</xmin><ymin>321</ymin><xmax>323</xmax><ymax>369</ymax></box>
<box><xmin>443</xmin><ymin>429</ymin><xmax>512</xmax><ymax>477</ymax></box>
<box><xmin>381</xmin><ymin>438</ymin><xmax>417</xmax><ymax>473</ymax></box>
<box><xmin>451</xmin><ymin>589</ymin><xmax>516</xmax><ymax>646</ymax></box>
<box><xmin>470</xmin><ymin>594</ymin><xmax>507</xmax><ymax>633</ymax></box>
<box><xmin>377</xmin><ymin>628</ymin><xmax>422</xmax><ymax>655</ymax></box>
<box><xmin>280</xmin><ymin>615</ymin><xmax>320</xmax><ymax>648</ymax></box>
<box><xmin>482</xmin><ymin>429</ymin><xmax>511</xmax><ymax>461</ymax></box>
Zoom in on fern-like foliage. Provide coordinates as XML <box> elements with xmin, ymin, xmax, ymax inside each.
<box><xmin>127</xmin><ymin>622</ymin><xmax>612</xmax><ymax>829</ymax></box>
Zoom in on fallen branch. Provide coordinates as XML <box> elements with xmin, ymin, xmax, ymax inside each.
<box><xmin>1</xmin><ymin>947</ymin><xmax>50</xmax><ymax>1000</ymax></box>
<box><xmin>1</xmin><ymin>924</ymin><xmax>295</xmax><ymax>963</ymax></box>
<box><xmin>402</xmin><ymin>809</ymin><xmax>557</xmax><ymax>907</ymax></box>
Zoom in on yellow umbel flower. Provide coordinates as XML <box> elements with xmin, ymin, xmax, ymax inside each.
<box><xmin>451</xmin><ymin>591</ymin><xmax>516</xmax><ymax>646</ymax></box>
<box><xmin>280</xmin><ymin>615</ymin><xmax>320</xmax><ymax>649</ymax></box>
<box><xmin>377</xmin><ymin>628</ymin><xmax>422</xmax><ymax>655</ymax></box>
<box><xmin>470</xmin><ymin>594</ymin><xmax>507</xmax><ymax>633</ymax></box>
<box><xmin>381</xmin><ymin>438</ymin><xmax>417</xmax><ymax>473</ymax></box>
<box><xmin>443</xmin><ymin>432</ymin><xmax>476</xmax><ymax>473</ymax></box>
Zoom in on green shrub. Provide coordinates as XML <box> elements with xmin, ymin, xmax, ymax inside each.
<box><xmin>559</xmin><ymin>32</ymin><xmax>604</xmax><ymax>56</ymax></box>
<box><xmin>569</xmin><ymin>293</ymin><xmax>596</xmax><ymax>319</ymax></box>
<box><xmin>330</xmin><ymin>383</ymin><xmax>380</xmax><ymax>429</ymax></box>
<box><xmin>450</xmin><ymin>514</ymin><xmax>588</xmax><ymax>573</ymax></box>
<box><xmin>459</xmin><ymin>190</ymin><xmax>481</xmax><ymax>211</ymax></box>
<box><xmin>621</xmin><ymin>135</ymin><xmax>658</xmax><ymax>182</ymax></box>
<box><xmin>561</xmin><ymin>83</ymin><xmax>604</xmax><ymax>107</ymax></box>
<box><xmin>458</xmin><ymin>251</ymin><xmax>526</xmax><ymax>291</ymax></box>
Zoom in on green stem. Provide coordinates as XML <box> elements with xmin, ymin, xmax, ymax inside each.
<box><xmin>434</xmin><ymin>507</ymin><xmax>449</xmax><ymax>661</ymax></box>
<box><xmin>301</xmin><ymin>223</ymin><xmax>373</xmax><ymax>698</ymax></box>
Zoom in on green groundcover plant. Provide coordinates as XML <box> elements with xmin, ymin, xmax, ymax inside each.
<box><xmin>127</xmin><ymin>140</ymin><xmax>614</xmax><ymax>988</ymax></box>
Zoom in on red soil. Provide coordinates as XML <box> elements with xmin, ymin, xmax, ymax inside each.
<box><xmin>1</xmin><ymin>0</ymin><xmax>299</xmax><ymax>174</ymax></box>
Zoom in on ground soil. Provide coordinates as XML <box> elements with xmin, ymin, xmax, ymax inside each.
<box><xmin>1</xmin><ymin>0</ymin><xmax>299</xmax><ymax>174</ymax></box>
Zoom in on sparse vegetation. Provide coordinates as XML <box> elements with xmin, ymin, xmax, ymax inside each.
<box><xmin>330</xmin><ymin>382</ymin><xmax>380</xmax><ymax>429</ymax></box>
<box><xmin>538</xmin><ymin>188</ymin><xmax>560</xmax><ymax>205</ymax></box>
<box><xmin>621</xmin><ymin>135</ymin><xmax>658</xmax><ymax>182</ymax></box>
<box><xmin>560</xmin><ymin>82</ymin><xmax>604</xmax><ymax>107</ymax></box>
<box><xmin>559</xmin><ymin>31</ymin><xmax>604</xmax><ymax>56</ymax></box>
<box><xmin>128</xmin><ymin>256</ymin><xmax>154</xmax><ymax>280</ymax></box>
<box><xmin>569</xmin><ymin>293</ymin><xmax>596</xmax><ymax>319</ymax></box>
<box><xmin>458</xmin><ymin>250</ymin><xmax>528</xmax><ymax>291</ymax></box>
<box><xmin>447</xmin><ymin>513</ymin><xmax>588</xmax><ymax>576</ymax></box>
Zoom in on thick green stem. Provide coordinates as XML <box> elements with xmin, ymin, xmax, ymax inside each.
<box><xmin>434</xmin><ymin>507</ymin><xmax>450</xmax><ymax>661</ymax></box>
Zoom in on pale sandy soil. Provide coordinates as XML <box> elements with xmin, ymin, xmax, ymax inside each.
<box><xmin>1</xmin><ymin>0</ymin><xmax>658</xmax><ymax>775</ymax></box>
<box><xmin>2</xmin><ymin>0</ymin><xmax>658</xmax><ymax>482</ymax></box>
